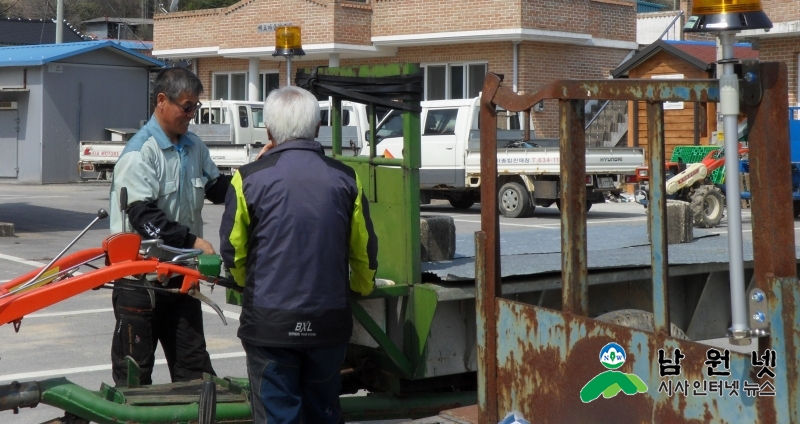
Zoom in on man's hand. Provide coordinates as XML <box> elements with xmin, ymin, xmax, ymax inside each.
<box><xmin>256</xmin><ymin>142</ymin><xmax>275</xmax><ymax>160</ymax></box>
<box><xmin>193</xmin><ymin>237</ymin><xmax>216</xmax><ymax>255</ymax></box>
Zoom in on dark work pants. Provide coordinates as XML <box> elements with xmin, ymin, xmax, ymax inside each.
<box><xmin>111</xmin><ymin>277</ymin><xmax>215</xmax><ymax>386</ymax></box>
<box><xmin>242</xmin><ymin>340</ymin><xmax>347</xmax><ymax>424</ymax></box>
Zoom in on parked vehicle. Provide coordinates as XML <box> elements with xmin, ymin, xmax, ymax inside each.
<box><xmin>78</xmin><ymin>99</ymin><xmax>380</xmax><ymax>178</ymax></box>
<box><xmin>363</xmin><ymin>97</ymin><xmax>645</xmax><ymax>217</ymax></box>
<box><xmin>633</xmin><ymin>146</ymin><xmax>746</xmax><ymax>228</ymax></box>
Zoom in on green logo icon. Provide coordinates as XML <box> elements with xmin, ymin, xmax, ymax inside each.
<box><xmin>580</xmin><ymin>342</ymin><xmax>648</xmax><ymax>403</ymax></box>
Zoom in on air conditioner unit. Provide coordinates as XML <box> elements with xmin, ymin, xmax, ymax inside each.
<box><xmin>0</xmin><ymin>101</ymin><xmax>18</xmax><ymax>110</ymax></box>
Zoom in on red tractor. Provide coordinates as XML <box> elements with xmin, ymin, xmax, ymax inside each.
<box><xmin>634</xmin><ymin>145</ymin><xmax>748</xmax><ymax>228</ymax></box>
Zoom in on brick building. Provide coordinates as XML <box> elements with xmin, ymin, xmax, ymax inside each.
<box><xmin>152</xmin><ymin>0</ymin><xmax>638</xmax><ymax>138</ymax></box>
<box><xmin>736</xmin><ymin>0</ymin><xmax>800</xmax><ymax>107</ymax></box>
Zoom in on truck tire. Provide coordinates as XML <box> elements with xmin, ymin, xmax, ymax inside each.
<box><xmin>595</xmin><ymin>309</ymin><xmax>689</xmax><ymax>340</ymax></box>
<box><xmin>498</xmin><ymin>182</ymin><xmax>532</xmax><ymax>218</ymax></box>
<box><xmin>690</xmin><ymin>185</ymin><xmax>724</xmax><ymax>228</ymax></box>
<box><xmin>793</xmin><ymin>201</ymin><xmax>800</xmax><ymax>218</ymax></box>
<box><xmin>449</xmin><ymin>198</ymin><xmax>475</xmax><ymax>210</ymax></box>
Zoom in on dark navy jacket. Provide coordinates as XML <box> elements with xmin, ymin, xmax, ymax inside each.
<box><xmin>219</xmin><ymin>139</ymin><xmax>378</xmax><ymax>347</ymax></box>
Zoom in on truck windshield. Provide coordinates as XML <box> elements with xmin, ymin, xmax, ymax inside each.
<box><xmin>252</xmin><ymin>107</ymin><xmax>265</xmax><ymax>128</ymax></box>
<box><xmin>375</xmin><ymin>113</ymin><xmax>403</xmax><ymax>142</ymax></box>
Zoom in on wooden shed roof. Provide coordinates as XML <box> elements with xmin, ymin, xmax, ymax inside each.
<box><xmin>612</xmin><ymin>39</ymin><xmax>759</xmax><ymax>78</ymax></box>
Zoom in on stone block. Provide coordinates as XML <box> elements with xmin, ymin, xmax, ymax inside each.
<box><xmin>0</xmin><ymin>222</ymin><xmax>14</xmax><ymax>237</ymax></box>
<box><xmin>648</xmin><ymin>200</ymin><xmax>693</xmax><ymax>245</ymax></box>
<box><xmin>420</xmin><ymin>215</ymin><xmax>455</xmax><ymax>262</ymax></box>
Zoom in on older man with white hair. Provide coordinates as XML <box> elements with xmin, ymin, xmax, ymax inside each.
<box><xmin>219</xmin><ymin>86</ymin><xmax>378</xmax><ymax>423</ymax></box>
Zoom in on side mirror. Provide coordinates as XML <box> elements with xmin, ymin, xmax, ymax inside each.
<box><xmin>364</xmin><ymin>130</ymin><xmax>371</xmax><ymax>143</ymax></box>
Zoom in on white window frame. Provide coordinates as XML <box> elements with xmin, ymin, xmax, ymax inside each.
<box><xmin>422</xmin><ymin>62</ymin><xmax>488</xmax><ymax>101</ymax></box>
<box><xmin>259</xmin><ymin>71</ymin><xmax>280</xmax><ymax>102</ymax></box>
<box><xmin>212</xmin><ymin>71</ymin><xmax>247</xmax><ymax>101</ymax></box>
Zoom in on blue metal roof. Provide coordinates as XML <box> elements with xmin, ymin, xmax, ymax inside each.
<box><xmin>0</xmin><ymin>40</ymin><xmax>163</xmax><ymax>68</ymax></box>
<box><xmin>637</xmin><ymin>0</ymin><xmax>667</xmax><ymax>13</ymax></box>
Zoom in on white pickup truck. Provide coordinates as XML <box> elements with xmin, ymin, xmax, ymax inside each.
<box><xmin>78</xmin><ymin>99</ymin><xmax>377</xmax><ymax>178</ymax></box>
<box><xmin>363</xmin><ymin>97</ymin><xmax>645</xmax><ymax>217</ymax></box>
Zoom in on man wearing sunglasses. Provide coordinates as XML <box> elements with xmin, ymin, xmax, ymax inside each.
<box><xmin>107</xmin><ymin>67</ymin><xmax>231</xmax><ymax>386</ymax></box>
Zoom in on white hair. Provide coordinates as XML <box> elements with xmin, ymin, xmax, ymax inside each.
<box><xmin>263</xmin><ymin>86</ymin><xmax>320</xmax><ymax>145</ymax></box>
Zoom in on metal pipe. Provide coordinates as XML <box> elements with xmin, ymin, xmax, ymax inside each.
<box><xmin>718</xmin><ymin>31</ymin><xmax>749</xmax><ymax>338</ymax></box>
<box><xmin>512</xmin><ymin>41</ymin><xmax>519</xmax><ymax>93</ymax></box>
<box><xmin>1</xmin><ymin>209</ymin><xmax>108</xmax><ymax>299</ymax></box>
<box><xmin>55</xmin><ymin>0</ymin><xmax>64</xmax><ymax>43</ymax></box>
<box><xmin>286</xmin><ymin>57</ymin><xmax>292</xmax><ymax>87</ymax></box>
<box><xmin>0</xmin><ymin>381</ymin><xmax>40</xmax><ymax>412</ymax></box>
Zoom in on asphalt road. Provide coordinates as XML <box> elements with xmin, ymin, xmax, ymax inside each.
<box><xmin>0</xmin><ymin>183</ymin><xmax>761</xmax><ymax>423</ymax></box>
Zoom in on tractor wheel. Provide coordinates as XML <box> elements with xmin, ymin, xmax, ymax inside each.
<box><xmin>595</xmin><ymin>309</ymin><xmax>689</xmax><ymax>340</ymax></box>
<box><xmin>690</xmin><ymin>185</ymin><xmax>725</xmax><ymax>228</ymax></box>
<box><xmin>498</xmin><ymin>182</ymin><xmax>533</xmax><ymax>218</ymax></box>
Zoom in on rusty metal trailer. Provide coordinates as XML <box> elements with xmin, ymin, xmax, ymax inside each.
<box><xmin>473</xmin><ymin>60</ymin><xmax>798</xmax><ymax>422</ymax></box>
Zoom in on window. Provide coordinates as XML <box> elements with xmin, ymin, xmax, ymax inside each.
<box><xmin>213</xmin><ymin>73</ymin><xmax>246</xmax><ymax>100</ymax></box>
<box><xmin>424</xmin><ymin>63</ymin><xmax>487</xmax><ymax>100</ymax></box>
<box><xmin>239</xmin><ymin>106</ymin><xmax>249</xmax><ymax>128</ymax></box>
<box><xmin>375</xmin><ymin>112</ymin><xmax>404</xmax><ymax>142</ymax></box>
<box><xmin>252</xmin><ymin>107</ymin><xmax>265</xmax><ymax>128</ymax></box>
<box><xmin>214</xmin><ymin>72</ymin><xmax>279</xmax><ymax>101</ymax></box>
<box><xmin>424</xmin><ymin>109</ymin><xmax>458</xmax><ymax>135</ymax></box>
<box><xmin>259</xmin><ymin>73</ymin><xmax>280</xmax><ymax>102</ymax></box>
<box><xmin>320</xmin><ymin>109</ymin><xmax>352</xmax><ymax>126</ymax></box>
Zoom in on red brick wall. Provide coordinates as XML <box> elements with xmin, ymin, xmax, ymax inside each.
<box><xmin>197</xmin><ymin>40</ymin><xmax>632</xmax><ymax>138</ymax></box>
<box><xmin>760</xmin><ymin>0</ymin><xmax>800</xmax><ymax>23</ymax></box>
<box><xmin>371</xmin><ymin>0</ymin><xmax>522</xmax><ymax>36</ymax></box>
<box><xmin>518</xmin><ymin>41</ymin><xmax>631</xmax><ymax>138</ymax></box>
<box><xmin>522</xmin><ymin>0</ymin><xmax>636</xmax><ymax>40</ymax></box>
<box><xmin>157</xmin><ymin>0</ymin><xmax>636</xmax><ymax>51</ymax></box>
<box><xmin>154</xmin><ymin>0</ymin><xmax>336</xmax><ymax>51</ymax></box>
<box><xmin>758</xmin><ymin>38</ymin><xmax>800</xmax><ymax>106</ymax></box>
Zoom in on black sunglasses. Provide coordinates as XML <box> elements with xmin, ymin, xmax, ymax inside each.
<box><xmin>169</xmin><ymin>98</ymin><xmax>202</xmax><ymax>114</ymax></box>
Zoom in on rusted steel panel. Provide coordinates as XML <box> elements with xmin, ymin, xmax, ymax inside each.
<box><xmin>559</xmin><ymin>100</ymin><xmax>588</xmax><ymax>316</ymax></box>
<box><xmin>494</xmin><ymin>300</ymin><xmax>758</xmax><ymax>423</ymax></box>
<box><xmin>748</xmin><ymin>62</ymin><xmax>795</xmax><ymax>285</ymax></box>
<box><xmin>488</xmin><ymin>80</ymin><xmax>719</xmax><ymax>112</ymax></box>
<box><xmin>478</xmin><ymin>72</ymin><xmax>503</xmax><ymax>423</ymax></box>
<box><xmin>646</xmin><ymin>101</ymin><xmax>670</xmax><ymax>337</ymax></box>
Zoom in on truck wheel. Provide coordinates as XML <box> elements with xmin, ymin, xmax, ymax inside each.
<box><xmin>595</xmin><ymin>309</ymin><xmax>689</xmax><ymax>340</ymax></box>
<box><xmin>690</xmin><ymin>185</ymin><xmax>724</xmax><ymax>228</ymax></box>
<box><xmin>449</xmin><ymin>199</ymin><xmax>475</xmax><ymax>209</ymax></box>
<box><xmin>793</xmin><ymin>201</ymin><xmax>800</xmax><ymax>218</ymax></box>
<box><xmin>498</xmin><ymin>182</ymin><xmax>531</xmax><ymax>218</ymax></box>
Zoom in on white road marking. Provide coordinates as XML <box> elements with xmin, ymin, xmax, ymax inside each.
<box><xmin>0</xmin><ymin>352</ymin><xmax>246</xmax><ymax>382</ymax></box>
<box><xmin>453</xmin><ymin>216</ymin><xmax>648</xmax><ymax>229</ymax></box>
<box><xmin>27</xmin><ymin>308</ymin><xmax>113</xmax><ymax>318</ymax></box>
<box><xmin>24</xmin><ymin>306</ymin><xmax>239</xmax><ymax>321</ymax></box>
<box><xmin>0</xmin><ymin>253</ymin><xmax>46</xmax><ymax>268</ymax></box>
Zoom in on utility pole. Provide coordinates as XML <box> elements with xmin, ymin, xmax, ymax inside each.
<box><xmin>55</xmin><ymin>0</ymin><xmax>64</xmax><ymax>43</ymax></box>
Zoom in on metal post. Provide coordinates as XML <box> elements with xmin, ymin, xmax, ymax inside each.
<box><xmin>55</xmin><ymin>0</ymin><xmax>64</xmax><ymax>43</ymax></box>
<box><xmin>560</xmin><ymin>99</ymin><xmax>588</xmax><ymax>316</ymax></box>
<box><xmin>718</xmin><ymin>31</ymin><xmax>749</xmax><ymax>343</ymax></box>
<box><xmin>647</xmin><ymin>101</ymin><xmax>670</xmax><ymax>335</ymax></box>
<box><xmin>286</xmin><ymin>57</ymin><xmax>292</xmax><ymax>87</ymax></box>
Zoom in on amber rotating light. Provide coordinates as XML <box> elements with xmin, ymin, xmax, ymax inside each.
<box><xmin>272</xmin><ymin>26</ymin><xmax>305</xmax><ymax>87</ymax></box>
<box><xmin>684</xmin><ymin>0</ymin><xmax>772</xmax><ymax>32</ymax></box>
<box><xmin>272</xmin><ymin>26</ymin><xmax>306</xmax><ymax>57</ymax></box>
